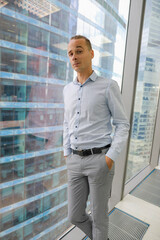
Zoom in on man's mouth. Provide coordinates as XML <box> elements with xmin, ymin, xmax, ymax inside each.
<box><xmin>73</xmin><ymin>63</ymin><xmax>80</xmax><ymax>67</ymax></box>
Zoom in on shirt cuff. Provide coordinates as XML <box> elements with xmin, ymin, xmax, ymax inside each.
<box><xmin>63</xmin><ymin>148</ymin><xmax>72</xmax><ymax>157</ymax></box>
<box><xmin>105</xmin><ymin>148</ymin><xmax>119</xmax><ymax>162</ymax></box>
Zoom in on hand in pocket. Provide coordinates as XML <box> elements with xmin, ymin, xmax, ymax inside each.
<box><xmin>105</xmin><ymin>156</ymin><xmax>114</xmax><ymax>170</ymax></box>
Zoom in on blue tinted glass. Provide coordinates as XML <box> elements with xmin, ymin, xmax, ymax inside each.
<box><xmin>0</xmin><ymin>0</ymin><xmax>130</xmax><ymax>239</ymax></box>
<box><xmin>126</xmin><ymin>0</ymin><xmax>160</xmax><ymax>181</ymax></box>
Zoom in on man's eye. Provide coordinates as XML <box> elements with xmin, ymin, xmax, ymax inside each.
<box><xmin>77</xmin><ymin>50</ymin><xmax>82</xmax><ymax>54</ymax></box>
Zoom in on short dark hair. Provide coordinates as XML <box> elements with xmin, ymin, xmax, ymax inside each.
<box><xmin>70</xmin><ymin>35</ymin><xmax>92</xmax><ymax>50</ymax></box>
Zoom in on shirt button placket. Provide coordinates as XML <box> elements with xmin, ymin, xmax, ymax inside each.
<box><xmin>74</xmin><ymin>85</ymin><xmax>82</xmax><ymax>149</ymax></box>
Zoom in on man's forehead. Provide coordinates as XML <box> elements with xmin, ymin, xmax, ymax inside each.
<box><xmin>68</xmin><ymin>39</ymin><xmax>86</xmax><ymax>50</ymax></box>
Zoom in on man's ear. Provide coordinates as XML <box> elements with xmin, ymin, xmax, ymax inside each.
<box><xmin>91</xmin><ymin>49</ymin><xmax>94</xmax><ymax>59</ymax></box>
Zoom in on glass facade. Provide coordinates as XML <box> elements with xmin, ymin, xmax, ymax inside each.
<box><xmin>126</xmin><ymin>0</ymin><xmax>160</xmax><ymax>181</ymax></box>
<box><xmin>0</xmin><ymin>0</ymin><xmax>130</xmax><ymax>239</ymax></box>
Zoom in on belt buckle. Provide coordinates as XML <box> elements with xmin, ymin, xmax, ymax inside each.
<box><xmin>82</xmin><ymin>149</ymin><xmax>89</xmax><ymax>156</ymax></box>
<box><xmin>82</xmin><ymin>149</ymin><xmax>88</xmax><ymax>156</ymax></box>
<box><xmin>79</xmin><ymin>150</ymin><xmax>84</xmax><ymax>156</ymax></box>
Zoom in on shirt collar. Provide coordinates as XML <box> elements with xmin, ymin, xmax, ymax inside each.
<box><xmin>73</xmin><ymin>71</ymin><xmax>98</xmax><ymax>85</ymax></box>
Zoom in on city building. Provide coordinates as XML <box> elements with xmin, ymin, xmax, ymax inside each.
<box><xmin>0</xmin><ymin>0</ymin><xmax>160</xmax><ymax>240</ymax></box>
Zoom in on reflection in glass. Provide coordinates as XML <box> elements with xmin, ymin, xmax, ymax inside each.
<box><xmin>14</xmin><ymin>183</ymin><xmax>25</xmax><ymax>202</ymax></box>
<box><xmin>49</xmin><ymin>58</ymin><xmax>67</xmax><ymax>80</ymax></box>
<box><xmin>1</xmin><ymin>48</ymin><xmax>15</xmax><ymax>73</ymax></box>
<box><xmin>50</xmin><ymin>32</ymin><xmax>68</xmax><ymax>56</ymax></box>
<box><xmin>0</xmin><ymin>0</ymin><xmax>130</xmax><ymax>239</ymax></box>
<box><xmin>1</xmin><ymin>211</ymin><xmax>13</xmax><ymax>231</ymax></box>
<box><xmin>0</xmin><ymin>14</ymin><xmax>27</xmax><ymax>45</ymax></box>
<box><xmin>28</xmin><ymin>25</ymin><xmax>49</xmax><ymax>51</ymax></box>
<box><xmin>1</xmin><ymin>187</ymin><xmax>14</xmax><ymax>208</ymax></box>
<box><xmin>1</xmin><ymin>162</ymin><xmax>14</xmax><ymax>183</ymax></box>
<box><xmin>1</xmin><ymin>135</ymin><xmax>25</xmax><ymax>157</ymax></box>
<box><xmin>27</xmin><ymin>54</ymin><xmax>48</xmax><ymax>77</ymax></box>
<box><xmin>51</xmin><ymin>8</ymin><xmax>70</xmax><ymax>32</ymax></box>
<box><xmin>0</xmin><ymin>79</ymin><xmax>26</xmax><ymax>102</ymax></box>
<box><xmin>14</xmin><ymin>207</ymin><xmax>24</xmax><ymax>226</ymax></box>
<box><xmin>126</xmin><ymin>0</ymin><xmax>160</xmax><ymax>181</ymax></box>
<box><xmin>14</xmin><ymin>160</ymin><xmax>24</xmax><ymax>179</ymax></box>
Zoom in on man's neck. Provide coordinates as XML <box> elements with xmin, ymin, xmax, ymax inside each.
<box><xmin>77</xmin><ymin>70</ymin><xmax>93</xmax><ymax>85</ymax></box>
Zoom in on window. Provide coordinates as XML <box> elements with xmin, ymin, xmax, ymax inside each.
<box><xmin>0</xmin><ymin>15</ymin><xmax>27</xmax><ymax>45</ymax></box>
<box><xmin>49</xmin><ymin>59</ymin><xmax>67</xmax><ymax>80</ymax></box>
<box><xmin>27</xmin><ymin>54</ymin><xmax>48</xmax><ymax>77</ymax></box>
<box><xmin>28</xmin><ymin>25</ymin><xmax>49</xmax><ymax>51</ymax></box>
<box><xmin>1</xmin><ymin>162</ymin><xmax>14</xmax><ymax>182</ymax></box>
<box><xmin>0</xmin><ymin>79</ymin><xmax>26</xmax><ymax>102</ymax></box>
<box><xmin>126</xmin><ymin>0</ymin><xmax>160</xmax><ymax>181</ymax></box>
<box><xmin>0</xmin><ymin>0</ymin><xmax>130</xmax><ymax>238</ymax></box>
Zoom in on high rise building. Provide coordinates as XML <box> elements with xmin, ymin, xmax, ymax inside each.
<box><xmin>0</xmin><ymin>0</ymin><xmax>130</xmax><ymax>239</ymax></box>
<box><xmin>126</xmin><ymin>0</ymin><xmax>160</xmax><ymax>180</ymax></box>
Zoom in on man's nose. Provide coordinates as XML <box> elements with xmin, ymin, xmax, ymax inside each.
<box><xmin>72</xmin><ymin>53</ymin><xmax>77</xmax><ymax>60</ymax></box>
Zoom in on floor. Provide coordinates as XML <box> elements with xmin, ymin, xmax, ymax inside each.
<box><xmin>116</xmin><ymin>166</ymin><xmax>160</xmax><ymax>240</ymax></box>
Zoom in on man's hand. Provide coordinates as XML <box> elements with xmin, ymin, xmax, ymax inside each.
<box><xmin>105</xmin><ymin>156</ymin><xmax>114</xmax><ymax>170</ymax></box>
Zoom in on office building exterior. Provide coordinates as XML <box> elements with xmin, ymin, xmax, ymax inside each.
<box><xmin>126</xmin><ymin>0</ymin><xmax>160</xmax><ymax>180</ymax></box>
<box><xmin>0</xmin><ymin>0</ymin><xmax>130</xmax><ymax>239</ymax></box>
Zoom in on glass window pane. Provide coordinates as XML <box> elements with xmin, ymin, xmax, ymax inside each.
<box><xmin>13</xmin><ymin>207</ymin><xmax>24</xmax><ymax>225</ymax></box>
<box><xmin>35</xmin><ymin>179</ymin><xmax>44</xmax><ymax>195</ymax></box>
<box><xmin>49</xmin><ymin>59</ymin><xmax>66</xmax><ymax>80</ymax></box>
<box><xmin>34</xmin><ymin>156</ymin><xmax>44</xmax><ymax>172</ymax></box>
<box><xmin>43</xmin><ymin>175</ymin><xmax>53</xmax><ymax>191</ymax></box>
<box><xmin>25</xmin><ymin>109</ymin><xmax>46</xmax><ymax>128</ymax></box>
<box><xmin>0</xmin><ymin>79</ymin><xmax>26</xmax><ymax>102</ymax></box>
<box><xmin>0</xmin><ymin>0</ymin><xmax>130</xmax><ymax>238</ymax></box>
<box><xmin>25</xmin><ymin>134</ymin><xmax>46</xmax><ymax>153</ymax></box>
<box><xmin>46</xmin><ymin>85</ymin><xmax>64</xmax><ymax>103</ymax></box>
<box><xmin>0</xmin><ymin>108</ymin><xmax>25</xmax><ymax>131</ymax></box>
<box><xmin>14</xmin><ymin>160</ymin><xmax>24</xmax><ymax>179</ymax></box>
<box><xmin>15</xmin><ymin>51</ymin><xmax>27</xmax><ymax>74</ymax></box>
<box><xmin>28</xmin><ymin>25</ymin><xmax>49</xmax><ymax>51</ymax></box>
<box><xmin>45</xmin><ymin>130</ymin><xmax>63</xmax><ymax>149</ymax></box>
<box><xmin>14</xmin><ymin>183</ymin><xmax>25</xmax><ymax>202</ymax></box>
<box><xmin>126</xmin><ymin>0</ymin><xmax>160</xmax><ymax>181</ymax></box>
<box><xmin>25</xmin><ymin>181</ymin><xmax>35</xmax><ymax>198</ymax></box>
<box><xmin>25</xmin><ymin>158</ymin><xmax>35</xmax><ymax>176</ymax></box>
<box><xmin>24</xmin><ymin>223</ymin><xmax>33</xmax><ymax>239</ymax></box>
<box><xmin>1</xmin><ymin>48</ymin><xmax>15</xmax><ymax>73</ymax></box>
<box><xmin>50</xmin><ymin>32</ymin><xmax>68</xmax><ymax>56</ymax></box>
<box><xmin>43</xmin><ymin>195</ymin><xmax>51</xmax><ymax>211</ymax></box>
<box><xmin>0</xmin><ymin>135</ymin><xmax>25</xmax><ymax>157</ymax></box>
<box><xmin>0</xmin><ymin>14</ymin><xmax>27</xmax><ymax>45</ymax></box>
<box><xmin>0</xmin><ymin>15</ymin><xmax>16</xmax><ymax>42</ymax></box>
<box><xmin>26</xmin><ymin>82</ymin><xmax>47</xmax><ymax>102</ymax></box>
<box><xmin>0</xmin><ymin>162</ymin><xmax>14</xmax><ymax>183</ymax></box>
<box><xmin>27</xmin><ymin>54</ymin><xmax>48</xmax><ymax>77</ymax></box>
<box><xmin>1</xmin><ymin>211</ymin><xmax>13</xmax><ymax>231</ymax></box>
<box><xmin>1</xmin><ymin>187</ymin><xmax>13</xmax><ymax>207</ymax></box>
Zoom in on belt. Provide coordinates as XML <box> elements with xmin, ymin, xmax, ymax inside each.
<box><xmin>72</xmin><ymin>144</ymin><xmax>111</xmax><ymax>157</ymax></box>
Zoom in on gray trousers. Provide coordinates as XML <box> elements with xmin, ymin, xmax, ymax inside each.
<box><xmin>66</xmin><ymin>149</ymin><xmax>115</xmax><ymax>240</ymax></box>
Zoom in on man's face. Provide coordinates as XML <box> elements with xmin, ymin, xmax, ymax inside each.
<box><xmin>67</xmin><ymin>38</ymin><xmax>94</xmax><ymax>73</ymax></box>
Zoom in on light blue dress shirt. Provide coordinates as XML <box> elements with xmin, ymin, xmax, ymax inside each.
<box><xmin>63</xmin><ymin>71</ymin><xmax>130</xmax><ymax>161</ymax></box>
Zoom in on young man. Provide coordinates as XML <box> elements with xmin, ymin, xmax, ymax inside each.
<box><xmin>63</xmin><ymin>35</ymin><xmax>130</xmax><ymax>240</ymax></box>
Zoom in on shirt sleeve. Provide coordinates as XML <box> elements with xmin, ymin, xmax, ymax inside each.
<box><xmin>105</xmin><ymin>80</ymin><xmax>130</xmax><ymax>161</ymax></box>
<box><xmin>63</xmin><ymin>87</ymin><xmax>72</xmax><ymax>156</ymax></box>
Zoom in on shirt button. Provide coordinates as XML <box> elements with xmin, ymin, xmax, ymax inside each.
<box><xmin>75</xmin><ymin>137</ymin><xmax>77</xmax><ymax>139</ymax></box>
<box><xmin>77</xmin><ymin>112</ymin><xmax>79</xmax><ymax>114</ymax></box>
<box><xmin>78</xmin><ymin>98</ymin><xmax>80</xmax><ymax>100</ymax></box>
<box><xmin>75</xmin><ymin>147</ymin><xmax>78</xmax><ymax>149</ymax></box>
<box><xmin>75</xmin><ymin>126</ymin><xmax>77</xmax><ymax>128</ymax></box>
